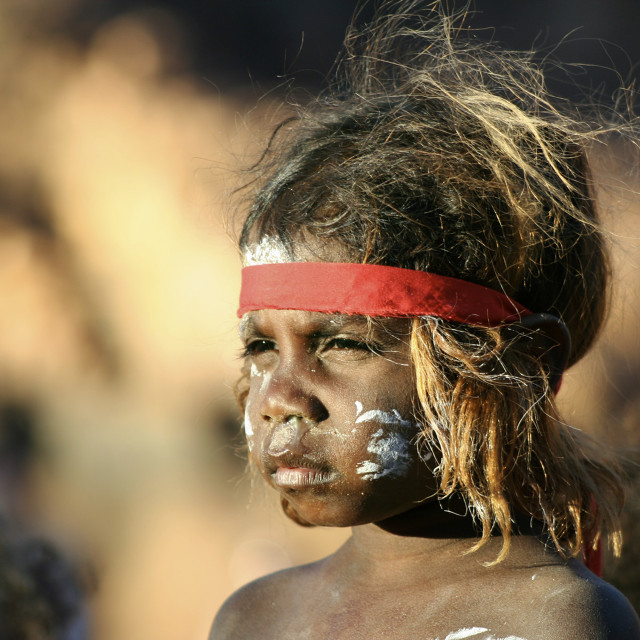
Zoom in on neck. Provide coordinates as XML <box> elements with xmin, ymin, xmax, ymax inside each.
<box><xmin>341</xmin><ymin>495</ymin><xmax>547</xmax><ymax>575</ymax></box>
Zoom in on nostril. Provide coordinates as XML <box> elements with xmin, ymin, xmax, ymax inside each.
<box><xmin>259</xmin><ymin>378</ymin><xmax>328</xmax><ymax>425</ymax></box>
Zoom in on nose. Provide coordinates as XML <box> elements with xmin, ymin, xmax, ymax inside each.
<box><xmin>259</xmin><ymin>365</ymin><xmax>328</xmax><ymax>424</ymax></box>
<box><xmin>259</xmin><ymin>366</ymin><xmax>328</xmax><ymax>456</ymax></box>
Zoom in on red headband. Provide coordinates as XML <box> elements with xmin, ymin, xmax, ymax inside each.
<box><xmin>238</xmin><ymin>262</ymin><xmax>531</xmax><ymax>325</ymax></box>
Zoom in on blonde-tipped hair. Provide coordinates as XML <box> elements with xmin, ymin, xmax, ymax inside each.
<box><xmin>237</xmin><ymin>1</ymin><xmax>633</xmax><ymax>561</ymax></box>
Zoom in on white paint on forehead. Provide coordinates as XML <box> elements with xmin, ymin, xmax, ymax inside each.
<box><xmin>243</xmin><ymin>236</ymin><xmax>294</xmax><ymax>266</ymax></box>
<box><xmin>355</xmin><ymin>408</ymin><xmax>412</xmax><ymax>428</ymax></box>
<box><xmin>356</xmin><ymin>428</ymin><xmax>412</xmax><ymax>480</ymax></box>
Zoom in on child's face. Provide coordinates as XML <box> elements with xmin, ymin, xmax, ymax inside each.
<box><xmin>240</xmin><ymin>309</ymin><xmax>436</xmax><ymax>527</ymax></box>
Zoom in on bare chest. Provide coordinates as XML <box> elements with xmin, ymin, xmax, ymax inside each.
<box><xmin>260</xmin><ymin>581</ymin><xmax>533</xmax><ymax>640</ymax></box>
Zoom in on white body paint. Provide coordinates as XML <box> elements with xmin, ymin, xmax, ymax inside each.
<box><xmin>444</xmin><ymin>630</ymin><xmax>489</xmax><ymax>640</ymax></box>
<box><xmin>244</xmin><ymin>236</ymin><xmax>293</xmax><ymax>266</ymax></box>
<box><xmin>440</xmin><ymin>629</ymin><xmax>527</xmax><ymax>640</ymax></box>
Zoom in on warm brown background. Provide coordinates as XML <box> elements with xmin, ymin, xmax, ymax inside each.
<box><xmin>0</xmin><ymin>2</ymin><xmax>638</xmax><ymax>638</ymax></box>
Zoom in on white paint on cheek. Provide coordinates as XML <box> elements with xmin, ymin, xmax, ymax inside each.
<box><xmin>243</xmin><ymin>400</ymin><xmax>254</xmax><ymax>452</ymax></box>
<box><xmin>249</xmin><ymin>362</ymin><xmax>271</xmax><ymax>393</ymax></box>
<box><xmin>354</xmin><ymin>401</ymin><xmax>363</xmax><ymax>418</ymax></box>
<box><xmin>243</xmin><ymin>405</ymin><xmax>254</xmax><ymax>438</ymax></box>
<box><xmin>356</xmin><ymin>428</ymin><xmax>412</xmax><ymax>480</ymax></box>
<box><xmin>243</xmin><ymin>236</ymin><xmax>293</xmax><ymax>266</ymax></box>
<box><xmin>260</xmin><ymin>370</ymin><xmax>272</xmax><ymax>393</ymax></box>
<box><xmin>355</xmin><ymin>408</ymin><xmax>412</xmax><ymax>428</ymax></box>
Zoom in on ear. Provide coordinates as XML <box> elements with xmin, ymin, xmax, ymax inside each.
<box><xmin>505</xmin><ymin>313</ymin><xmax>571</xmax><ymax>392</ymax></box>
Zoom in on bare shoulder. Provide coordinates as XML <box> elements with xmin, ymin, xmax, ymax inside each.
<box><xmin>527</xmin><ymin>560</ymin><xmax>640</xmax><ymax>640</ymax></box>
<box><xmin>209</xmin><ymin>560</ymin><xmax>321</xmax><ymax>640</ymax></box>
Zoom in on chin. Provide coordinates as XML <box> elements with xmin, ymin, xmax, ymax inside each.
<box><xmin>282</xmin><ymin>496</ymin><xmax>380</xmax><ymax>528</ymax></box>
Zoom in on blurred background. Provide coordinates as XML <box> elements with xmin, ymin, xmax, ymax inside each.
<box><xmin>0</xmin><ymin>1</ymin><xmax>638</xmax><ymax>637</ymax></box>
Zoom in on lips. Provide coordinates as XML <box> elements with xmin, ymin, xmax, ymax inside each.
<box><xmin>273</xmin><ymin>466</ymin><xmax>338</xmax><ymax>488</ymax></box>
<box><xmin>262</xmin><ymin>452</ymin><xmax>337</xmax><ymax>489</ymax></box>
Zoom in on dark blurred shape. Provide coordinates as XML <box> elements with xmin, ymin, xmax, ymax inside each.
<box><xmin>0</xmin><ymin>404</ymin><xmax>36</xmax><ymax>475</ymax></box>
<box><xmin>0</xmin><ymin>521</ymin><xmax>90</xmax><ymax>639</ymax></box>
<box><xmin>0</xmin><ymin>404</ymin><xmax>38</xmax><ymax>523</ymax></box>
<box><xmin>9</xmin><ymin>0</ymin><xmax>640</xmax><ymax>100</ymax></box>
<box><xmin>608</xmin><ymin>458</ymin><xmax>640</xmax><ymax>615</ymax></box>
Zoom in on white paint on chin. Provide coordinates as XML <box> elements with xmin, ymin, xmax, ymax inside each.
<box><xmin>243</xmin><ymin>236</ymin><xmax>294</xmax><ymax>266</ymax></box>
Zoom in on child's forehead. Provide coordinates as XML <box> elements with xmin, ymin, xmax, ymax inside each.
<box><xmin>239</xmin><ymin>310</ymin><xmax>410</xmax><ymax>338</ymax></box>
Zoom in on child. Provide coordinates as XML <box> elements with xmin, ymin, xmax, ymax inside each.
<box><xmin>211</xmin><ymin>3</ymin><xmax>640</xmax><ymax>638</ymax></box>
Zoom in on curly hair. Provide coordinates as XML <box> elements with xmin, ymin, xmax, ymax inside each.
<box><xmin>236</xmin><ymin>1</ymin><xmax>630</xmax><ymax>562</ymax></box>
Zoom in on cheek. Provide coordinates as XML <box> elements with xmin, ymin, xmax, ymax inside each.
<box><xmin>351</xmin><ymin>402</ymin><xmax>430</xmax><ymax>482</ymax></box>
<box><xmin>243</xmin><ymin>401</ymin><xmax>254</xmax><ymax>449</ymax></box>
<box><xmin>355</xmin><ymin>428</ymin><xmax>414</xmax><ymax>481</ymax></box>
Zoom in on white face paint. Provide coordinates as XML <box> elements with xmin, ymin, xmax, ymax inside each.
<box><xmin>243</xmin><ymin>397</ymin><xmax>255</xmax><ymax>453</ymax></box>
<box><xmin>353</xmin><ymin>402</ymin><xmax>428</xmax><ymax>481</ymax></box>
<box><xmin>243</xmin><ymin>236</ymin><xmax>293</xmax><ymax>266</ymax></box>
<box><xmin>249</xmin><ymin>362</ymin><xmax>272</xmax><ymax>394</ymax></box>
<box><xmin>245</xmin><ymin>364</ymin><xmax>270</xmax><ymax>449</ymax></box>
<box><xmin>355</xmin><ymin>408</ymin><xmax>412</xmax><ymax>428</ymax></box>
<box><xmin>356</xmin><ymin>428</ymin><xmax>413</xmax><ymax>480</ymax></box>
<box><xmin>243</xmin><ymin>403</ymin><xmax>254</xmax><ymax>438</ymax></box>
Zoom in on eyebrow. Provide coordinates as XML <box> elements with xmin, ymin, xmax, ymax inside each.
<box><xmin>238</xmin><ymin>312</ymin><xmax>408</xmax><ymax>344</ymax></box>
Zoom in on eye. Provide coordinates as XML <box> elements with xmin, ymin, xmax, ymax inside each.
<box><xmin>242</xmin><ymin>339</ymin><xmax>276</xmax><ymax>358</ymax></box>
<box><xmin>326</xmin><ymin>337</ymin><xmax>380</xmax><ymax>353</ymax></box>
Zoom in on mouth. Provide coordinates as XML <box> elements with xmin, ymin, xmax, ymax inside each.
<box><xmin>271</xmin><ymin>466</ymin><xmax>338</xmax><ymax>489</ymax></box>
<box><xmin>262</xmin><ymin>451</ymin><xmax>338</xmax><ymax>489</ymax></box>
